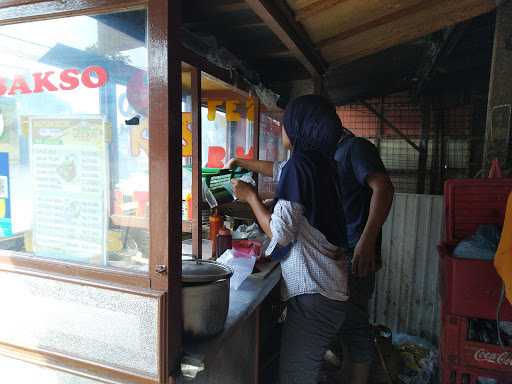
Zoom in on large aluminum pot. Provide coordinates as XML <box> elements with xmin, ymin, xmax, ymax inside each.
<box><xmin>182</xmin><ymin>259</ymin><xmax>234</xmax><ymax>339</ymax></box>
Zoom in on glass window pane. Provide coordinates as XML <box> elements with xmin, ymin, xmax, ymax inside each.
<box><xmin>201</xmin><ymin>74</ymin><xmax>254</xmax><ymax>169</ymax></box>
<box><xmin>181</xmin><ymin>65</ymin><xmax>192</xmax><ymax>236</ymax></box>
<box><xmin>259</xmin><ymin>111</ymin><xmax>285</xmax><ymax>197</ymax></box>
<box><xmin>0</xmin><ymin>10</ymin><xmax>149</xmax><ymax>272</ymax></box>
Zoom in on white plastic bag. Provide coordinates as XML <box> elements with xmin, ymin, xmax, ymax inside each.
<box><xmin>217</xmin><ymin>249</ymin><xmax>256</xmax><ymax>290</ymax></box>
<box><xmin>239</xmin><ymin>172</ymin><xmax>256</xmax><ymax>186</ymax></box>
<box><xmin>224</xmin><ymin>172</ymin><xmax>256</xmax><ymax>200</ymax></box>
<box><xmin>202</xmin><ymin>178</ymin><xmax>218</xmax><ymax>208</ymax></box>
<box><xmin>232</xmin><ymin>223</ymin><xmax>262</xmax><ymax>240</ymax></box>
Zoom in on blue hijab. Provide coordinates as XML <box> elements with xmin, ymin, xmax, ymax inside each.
<box><xmin>272</xmin><ymin>95</ymin><xmax>348</xmax><ymax>258</ymax></box>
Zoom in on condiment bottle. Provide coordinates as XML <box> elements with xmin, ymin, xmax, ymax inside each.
<box><xmin>216</xmin><ymin>227</ymin><xmax>232</xmax><ymax>258</ymax></box>
<box><xmin>185</xmin><ymin>193</ymin><xmax>193</xmax><ymax>220</ymax></box>
<box><xmin>209</xmin><ymin>209</ymin><xmax>222</xmax><ymax>259</ymax></box>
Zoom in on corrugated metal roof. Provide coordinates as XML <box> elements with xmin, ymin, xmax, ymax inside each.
<box><xmin>370</xmin><ymin>193</ymin><xmax>444</xmax><ymax>345</ymax></box>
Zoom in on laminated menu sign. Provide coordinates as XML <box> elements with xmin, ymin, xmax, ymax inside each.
<box><xmin>30</xmin><ymin>117</ymin><xmax>108</xmax><ymax>264</ymax></box>
<box><xmin>0</xmin><ymin>152</ymin><xmax>12</xmax><ymax>237</ymax></box>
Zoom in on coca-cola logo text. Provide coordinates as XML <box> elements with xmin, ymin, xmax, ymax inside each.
<box><xmin>0</xmin><ymin>66</ymin><xmax>108</xmax><ymax>96</ymax></box>
<box><xmin>474</xmin><ymin>349</ymin><xmax>512</xmax><ymax>366</ymax></box>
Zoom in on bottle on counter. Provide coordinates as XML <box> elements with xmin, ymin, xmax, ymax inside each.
<box><xmin>185</xmin><ymin>193</ymin><xmax>193</xmax><ymax>220</ymax></box>
<box><xmin>216</xmin><ymin>227</ymin><xmax>232</xmax><ymax>258</ymax></box>
<box><xmin>209</xmin><ymin>209</ymin><xmax>223</xmax><ymax>259</ymax></box>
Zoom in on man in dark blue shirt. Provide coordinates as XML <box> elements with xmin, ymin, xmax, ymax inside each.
<box><xmin>333</xmin><ymin>131</ymin><xmax>394</xmax><ymax>384</ymax></box>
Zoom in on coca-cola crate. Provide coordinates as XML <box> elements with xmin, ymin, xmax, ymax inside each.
<box><xmin>439</xmin><ymin>243</ymin><xmax>512</xmax><ymax>320</ymax></box>
<box><xmin>441</xmin><ymin>311</ymin><xmax>463</xmax><ymax>364</ymax></box>
<box><xmin>441</xmin><ymin>361</ymin><xmax>512</xmax><ymax>384</ymax></box>
<box><xmin>441</xmin><ymin>314</ymin><xmax>512</xmax><ymax>374</ymax></box>
<box><xmin>440</xmin><ymin>179</ymin><xmax>512</xmax><ymax>320</ymax></box>
<box><xmin>444</xmin><ymin>179</ymin><xmax>512</xmax><ymax>243</ymax></box>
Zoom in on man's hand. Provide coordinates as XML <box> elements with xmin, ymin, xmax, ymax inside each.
<box><xmin>225</xmin><ymin>158</ymin><xmax>238</xmax><ymax>170</ymax></box>
<box><xmin>231</xmin><ymin>179</ymin><xmax>256</xmax><ymax>203</ymax></box>
<box><xmin>352</xmin><ymin>238</ymin><xmax>378</xmax><ymax>277</ymax></box>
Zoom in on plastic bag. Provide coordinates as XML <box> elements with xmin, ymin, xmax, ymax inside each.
<box><xmin>477</xmin><ymin>379</ymin><xmax>498</xmax><ymax>384</ymax></box>
<box><xmin>239</xmin><ymin>172</ymin><xmax>256</xmax><ymax>186</ymax></box>
<box><xmin>393</xmin><ymin>334</ymin><xmax>438</xmax><ymax>384</ymax></box>
<box><xmin>232</xmin><ymin>223</ymin><xmax>262</xmax><ymax>240</ymax></box>
<box><xmin>202</xmin><ymin>179</ymin><xmax>218</xmax><ymax>208</ymax></box>
<box><xmin>224</xmin><ymin>172</ymin><xmax>256</xmax><ymax>200</ymax></box>
<box><xmin>453</xmin><ymin>224</ymin><xmax>501</xmax><ymax>260</ymax></box>
<box><xmin>217</xmin><ymin>249</ymin><xmax>256</xmax><ymax>290</ymax></box>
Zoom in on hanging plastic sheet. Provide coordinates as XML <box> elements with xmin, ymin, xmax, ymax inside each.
<box><xmin>181</xmin><ymin>28</ymin><xmax>280</xmax><ymax>110</ymax></box>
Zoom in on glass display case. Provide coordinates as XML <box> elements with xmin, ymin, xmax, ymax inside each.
<box><xmin>0</xmin><ymin>9</ymin><xmax>150</xmax><ymax>272</ymax></box>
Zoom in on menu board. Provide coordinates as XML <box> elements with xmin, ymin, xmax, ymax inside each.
<box><xmin>30</xmin><ymin>117</ymin><xmax>108</xmax><ymax>265</ymax></box>
<box><xmin>0</xmin><ymin>152</ymin><xmax>12</xmax><ymax>237</ymax></box>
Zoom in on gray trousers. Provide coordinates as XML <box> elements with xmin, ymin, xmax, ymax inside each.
<box><xmin>279</xmin><ymin>294</ymin><xmax>348</xmax><ymax>384</ymax></box>
<box><xmin>338</xmin><ymin>252</ymin><xmax>375</xmax><ymax>364</ymax></box>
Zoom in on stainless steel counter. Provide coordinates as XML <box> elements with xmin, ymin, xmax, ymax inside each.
<box><xmin>182</xmin><ymin>265</ymin><xmax>281</xmax><ymax>383</ymax></box>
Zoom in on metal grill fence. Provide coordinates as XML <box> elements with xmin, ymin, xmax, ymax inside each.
<box><xmin>337</xmin><ymin>91</ymin><xmax>487</xmax><ymax>194</ymax></box>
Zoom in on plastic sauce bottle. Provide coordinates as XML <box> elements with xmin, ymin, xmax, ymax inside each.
<box><xmin>185</xmin><ymin>193</ymin><xmax>193</xmax><ymax>220</ymax></box>
<box><xmin>216</xmin><ymin>227</ymin><xmax>232</xmax><ymax>259</ymax></box>
<box><xmin>209</xmin><ymin>209</ymin><xmax>223</xmax><ymax>259</ymax></box>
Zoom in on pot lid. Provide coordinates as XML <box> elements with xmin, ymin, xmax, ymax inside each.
<box><xmin>182</xmin><ymin>259</ymin><xmax>233</xmax><ymax>283</ymax></box>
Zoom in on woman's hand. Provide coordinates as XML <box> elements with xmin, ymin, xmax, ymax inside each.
<box><xmin>231</xmin><ymin>179</ymin><xmax>256</xmax><ymax>203</ymax></box>
<box><xmin>232</xmin><ymin>180</ymin><xmax>272</xmax><ymax>239</ymax></box>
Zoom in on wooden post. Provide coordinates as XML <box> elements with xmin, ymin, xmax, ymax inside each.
<box><xmin>439</xmin><ymin>108</ymin><xmax>446</xmax><ymax>191</ymax></box>
<box><xmin>469</xmin><ymin>94</ymin><xmax>487</xmax><ymax>177</ymax></box>
<box><xmin>165</xmin><ymin>0</ymin><xmax>183</xmax><ymax>379</ymax></box>
<box><xmin>483</xmin><ymin>0</ymin><xmax>512</xmax><ymax>173</ymax></box>
<box><xmin>376</xmin><ymin>96</ymin><xmax>384</xmax><ymax>153</ymax></box>
<box><xmin>191</xmin><ymin>67</ymin><xmax>202</xmax><ymax>259</ymax></box>
<box><xmin>244</xmin><ymin>0</ymin><xmax>327</xmax><ymax>77</ymax></box>
<box><xmin>253</xmin><ymin>97</ymin><xmax>261</xmax><ymax>191</ymax></box>
<box><xmin>416</xmin><ymin>97</ymin><xmax>431</xmax><ymax>194</ymax></box>
<box><xmin>430</xmin><ymin>102</ymin><xmax>440</xmax><ymax>194</ymax></box>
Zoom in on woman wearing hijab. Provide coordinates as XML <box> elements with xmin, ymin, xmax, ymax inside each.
<box><xmin>231</xmin><ymin>95</ymin><xmax>350</xmax><ymax>384</ymax></box>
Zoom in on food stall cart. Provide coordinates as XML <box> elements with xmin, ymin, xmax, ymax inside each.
<box><xmin>0</xmin><ymin>1</ymin><xmax>285</xmax><ymax>383</ymax></box>
<box><xmin>179</xmin><ymin>61</ymin><xmax>285</xmax><ymax>383</ymax></box>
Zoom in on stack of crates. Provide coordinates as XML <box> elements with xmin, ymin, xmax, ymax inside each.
<box><xmin>439</xmin><ymin>179</ymin><xmax>512</xmax><ymax>383</ymax></box>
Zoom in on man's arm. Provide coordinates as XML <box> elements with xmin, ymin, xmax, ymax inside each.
<box><xmin>353</xmin><ymin>173</ymin><xmax>394</xmax><ymax>276</ymax></box>
<box><xmin>226</xmin><ymin>158</ymin><xmax>274</xmax><ymax>177</ymax></box>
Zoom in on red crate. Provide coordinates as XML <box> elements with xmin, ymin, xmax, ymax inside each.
<box><xmin>441</xmin><ymin>361</ymin><xmax>512</xmax><ymax>384</ymax></box>
<box><xmin>439</xmin><ymin>243</ymin><xmax>512</xmax><ymax>320</ymax></box>
<box><xmin>441</xmin><ymin>314</ymin><xmax>512</xmax><ymax>375</ymax></box>
<box><xmin>440</xmin><ymin>179</ymin><xmax>512</xmax><ymax>320</ymax></box>
<box><xmin>444</xmin><ymin>179</ymin><xmax>512</xmax><ymax>244</ymax></box>
<box><xmin>441</xmin><ymin>312</ymin><xmax>465</xmax><ymax>365</ymax></box>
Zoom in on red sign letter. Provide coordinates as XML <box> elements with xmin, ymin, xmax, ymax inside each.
<box><xmin>207</xmin><ymin>146</ymin><xmax>226</xmax><ymax>168</ymax></box>
<box><xmin>82</xmin><ymin>66</ymin><xmax>108</xmax><ymax>88</ymax></box>
<box><xmin>0</xmin><ymin>78</ymin><xmax>7</xmax><ymax>96</ymax></box>
<box><xmin>59</xmin><ymin>69</ymin><xmax>80</xmax><ymax>91</ymax></box>
<box><xmin>8</xmin><ymin>75</ymin><xmax>31</xmax><ymax>95</ymax></box>
<box><xmin>235</xmin><ymin>146</ymin><xmax>254</xmax><ymax>160</ymax></box>
<box><xmin>33</xmin><ymin>71</ymin><xmax>58</xmax><ymax>93</ymax></box>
